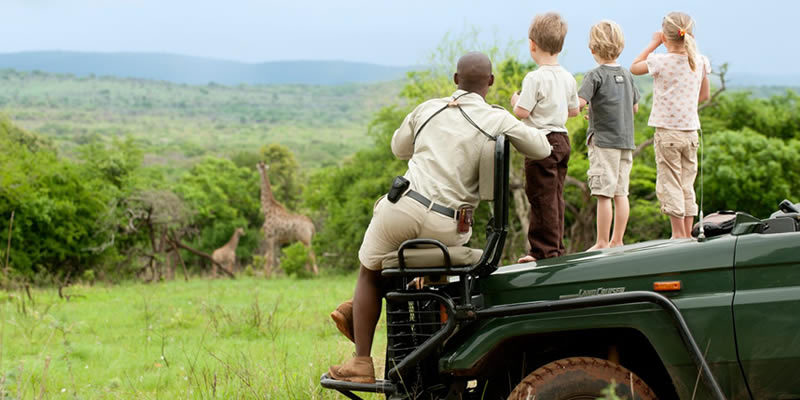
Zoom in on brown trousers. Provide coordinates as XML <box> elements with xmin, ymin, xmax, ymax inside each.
<box><xmin>524</xmin><ymin>132</ymin><xmax>571</xmax><ymax>260</ymax></box>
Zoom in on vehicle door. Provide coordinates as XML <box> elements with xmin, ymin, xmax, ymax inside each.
<box><xmin>733</xmin><ymin>231</ymin><xmax>800</xmax><ymax>398</ymax></box>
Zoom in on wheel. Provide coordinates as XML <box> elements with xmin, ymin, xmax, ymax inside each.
<box><xmin>507</xmin><ymin>357</ymin><xmax>658</xmax><ymax>400</ymax></box>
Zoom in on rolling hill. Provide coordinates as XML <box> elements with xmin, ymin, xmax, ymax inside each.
<box><xmin>0</xmin><ymin>51</ymin><xmax>417</xmax><ymax>85</ymax></box>
<box><xmin>0</xmin><ymin>69</ymin><xmax>404</xmax><ymax>171</ymax></box>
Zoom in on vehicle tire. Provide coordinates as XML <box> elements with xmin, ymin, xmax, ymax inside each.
<box><xmin>507</xmin><ymin>357</ymin><xmax>658</xmax><ymax>400</ymax></box>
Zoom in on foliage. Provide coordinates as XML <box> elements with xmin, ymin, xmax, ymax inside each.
<box><xmin>701</xmin><ymin>129</ymin><xmax>800</xmax><ymax>217</ymax></box>
<box><xmin>231</xmin><ymin>143</ymin><xmax>306</xmax><ymax>210</ymax></box>
<box><xmin>599</xmin><ymin>381</ymin><xmax>624</xmax><ymax>400</ymax></box>
<box><xmin>281</xmin><ymin>242</ymin><xmax>313</xmax><ymax>279</ymax></box>
<box><xmin>701</xmin><ymin>90</ymin><xmax>800</xmax><ymax>140</ymax></box>
<box><xmin>176</xmin><ymin>157</ymin><xmax>263</xmax><ymax>267</ymax></box>
<box><xmin>0</xmin><ymin>114</ymin><xmax>53</xmax><ymax>152</ymax></box>
<box><xmin>0</xmin><ymin>122</ymin><xmax>120</xmax><ymax>278</ymax></box>
<box><xmin>0</xmin><ymin>68</ymin><xmax>402</xmax><ymax>169</ymax></box>
<box><xmin>77</xmin><ymin>136</ymin><xmax>144</xmax><ymax>189</ymax></box>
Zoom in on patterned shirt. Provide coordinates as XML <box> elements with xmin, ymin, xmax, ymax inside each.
<box><xmin>646</xmin><ymin>53</ymin><xmax>711</xmax><ymax>131</ymax></box>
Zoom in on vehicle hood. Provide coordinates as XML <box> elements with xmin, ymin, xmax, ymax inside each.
<box><xmin>478</xmin><ymin>235</ymin><xmax>737</xmax><ymax>306</ymax></box>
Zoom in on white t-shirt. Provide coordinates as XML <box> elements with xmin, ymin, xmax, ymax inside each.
<box><xmin>646</xmin><ymin>52</ymin><xmax>711</xmax><ymax>131</ymax></box>
<box><xmin>516</xmin><ymin>65</ymin><xmax>579</xmax><ymax>133</ymax></box>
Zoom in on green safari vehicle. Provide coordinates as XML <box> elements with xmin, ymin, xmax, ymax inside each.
<box><xmin>321</xmin><ymin>135</ymin><xmax>800</xmax><ymax>400</ymax></box>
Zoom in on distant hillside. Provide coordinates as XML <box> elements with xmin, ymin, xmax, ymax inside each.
<box><xmin>0</xmin><ymin>51</ymin><xmax>417</xmax><ymax>85</ymax></box>
<box><xmin>0</xmin><ymin>69</ymin><xmax>404</xmax><ymax>170</ymax></box>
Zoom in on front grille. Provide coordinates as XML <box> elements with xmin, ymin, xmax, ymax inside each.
<box><xmin>385</xmin><ymin>295</ymin><xmax>446</xmax><ymax>398</ymax></box>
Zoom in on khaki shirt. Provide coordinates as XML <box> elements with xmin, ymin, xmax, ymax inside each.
<box><xmin>391</xmin><ymin>89</ymin><xmax>551</xmax><ymax>209</ymax></box>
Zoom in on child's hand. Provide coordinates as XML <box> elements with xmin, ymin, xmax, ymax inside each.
<box><xmin>510</xmin><ymin>91</ymin><xmax>520</xmax><ymax>109</ymax></box>
<box><xmin>650</xmin><ymin>32</ymin><xmax>663</xmax><ymax>46</ymax></box>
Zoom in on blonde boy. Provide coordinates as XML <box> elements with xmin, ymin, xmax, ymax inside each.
<box><xmin>510</xmin><ymin>12</ymin><xmax>580</xmax><ymax>262</ymax></box>
<box><xmin>578</xmin><ymin>20</ymin><xmax>640</xmax><ymax>249</ymax></box>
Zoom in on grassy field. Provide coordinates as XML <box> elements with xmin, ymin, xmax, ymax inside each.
<box><xmin>1</xmin><ymin>274</ymin><xmax>387</xmax><ymax>399</ymax></box>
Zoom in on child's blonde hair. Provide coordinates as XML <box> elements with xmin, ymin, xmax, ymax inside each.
<box><xmin>588</xmin><ymin>20</ymin><xmax>624</xmax><ymax>61</ymax></box>
<box><xmin>662</xmin><ymin>11</ymin><xmax>699</xmax><ymax>71</ymax></box>
<box><xmin>529</xmin><ymin>12</ymin><xmax>568</xmax><ymax>55</ymax></box>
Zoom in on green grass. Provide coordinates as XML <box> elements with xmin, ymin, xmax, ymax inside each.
<box><xmin>1</xmin><ymin>275</ymin><xmax>387</xmax><ymax>399</ymax></box>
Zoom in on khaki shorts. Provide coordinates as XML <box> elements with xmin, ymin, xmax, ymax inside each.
<box><xmin>654</xmin><ymin>128</ymin><xmax>699</xmax><ymax>217</ymax></box>
<box><xmin>587</xmin><ymin>144</ymin><xmax>633</xmax><ymax>198</ymax></box>
<box><xmin>358</xmin><ymin>195</ymin><xmax>471</xmax><ymax>270</ymax></box>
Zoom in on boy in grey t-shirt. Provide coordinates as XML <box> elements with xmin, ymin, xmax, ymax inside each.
<box><xmin>578</xmin><ymin>20</ymin><xmax>640</xmax><ymax>250</ymax></box>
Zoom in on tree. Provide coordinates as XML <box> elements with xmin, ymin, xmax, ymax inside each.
<box><xmin>231</xmin><ymin>143</ymin><xmax>304</xmax><ymax>210</ymax></box>
<box><xmin>0</xmin><ymin>123</ymin><xmax>116</xmax><ymax>278</ymax></box>
<box><xmin>176</xmin><ymin>157</ymin><xmax>263</xmax><ymax>269</ymax></box>
<box><xmin>701</xmin><ymin>129</ymin><xmax>800</xmax><ymax>217</ymax></box>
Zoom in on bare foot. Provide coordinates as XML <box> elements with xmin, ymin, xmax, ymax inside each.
<box><xmin>517</xmin><ymin>255</ymin><xmax>537</xmax><ymax>263</ymax></box>
<box><xmin>587</xmin><ymin>243</ymin><xmax>608</xmax><ymax>251</ymax></box>
<box><xmin>609</xmin><ymin>241</ymin><xmax>624</xmax><ymax>248</ymax></box>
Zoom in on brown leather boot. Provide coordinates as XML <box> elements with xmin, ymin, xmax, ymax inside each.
<box><xmin>328</xmin><ymin>356</ymin><xmax>375</xmax><ymax>383</ymax></box>
<box><xmin>330</xmin><ymin>300</ymin><xmax>354</xmax><ymax>343</ymax></box>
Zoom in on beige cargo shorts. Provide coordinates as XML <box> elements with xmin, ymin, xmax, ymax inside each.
<box><xmin>358</xmin><ymin>195</ymin><xmax>471</xmax><ymax>270</ymax></box>
<box><xmin>654</xmin><ymin>128</ymin><xmax>699</xmax><ymax>217</ymax></box>
<box><xmin>587</xmin><ymin>143</ymin><xmax>633</xmax><ymax>198</ymax></box>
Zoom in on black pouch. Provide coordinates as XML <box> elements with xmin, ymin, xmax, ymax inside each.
<box><xmin>691</xmin><ymin>210</ymin><xmax>736</xmax><ymax>238</ymax></box>
<box><xmin>387</xmin><ymin>176</ymin><xmax>410</xmax><ymax>203</ymax></box>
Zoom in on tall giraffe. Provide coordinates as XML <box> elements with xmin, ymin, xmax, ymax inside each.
<box><xmin>211</xmin><ymin>227</ymin><xmax>245</xmax><ymax>278</ymax></box>
<box><xmin>256</xmin><ymin>161</ymin><xmax>318</xmax><ymax>275</ymax></box>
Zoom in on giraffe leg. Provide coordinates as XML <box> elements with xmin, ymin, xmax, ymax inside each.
<box><xmin>296</xmin><ymin>223</ymin><xmax>319</xmax><ymax>275</ymax></box>
<box><xmin>225</xmin><ymin>260</ymin><xmax>234</xmax><ymax>276</ymax></box>
<box><xmin>263</xmin><ymin>239</ymin><xmax>275</xmax><ymax>277</ymax></box>
<box><xmin>308</xmin><ymin>247</ymin><xmax>319</xmax><ymax>275</ymax></box>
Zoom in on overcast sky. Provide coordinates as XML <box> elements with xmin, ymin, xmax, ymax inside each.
<box><xmin>1</xmin><ymin>0</ymin><xmax>796</xmax><ymax>75</ymax></box>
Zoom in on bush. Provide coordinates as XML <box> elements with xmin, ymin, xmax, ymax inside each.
<box><xmin>281</xmin><ymin>243</ymin><xmax>313</xmax><ymax>279</ymax></box>
<box><xmin>702</xmin><ymin>129</ymin><xmax>800</xmax><ymax>217</ymax></box>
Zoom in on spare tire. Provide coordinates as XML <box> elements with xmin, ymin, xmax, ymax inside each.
<box><xmin>507</xmin><ymin>357</ymin><xmax>658</xmax><ymax>400</ymax></box>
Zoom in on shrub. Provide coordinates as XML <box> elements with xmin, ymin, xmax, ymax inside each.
<box><xmin>281</xmin><ymin>243</ymin><xmax>312</xmax><ymax>279</ymax></box>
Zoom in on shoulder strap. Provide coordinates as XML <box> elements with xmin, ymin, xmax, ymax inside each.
<box><xmin>456</xmin><ymin>103</ymin><xmax>496</xmax><ymax>141</ymax></box>
<box><xmin>412</xmin><ymin>103</ymin><xmax>449</xmax><ymax>146</ymax></box>
<box><xmin>413</xmin><ymin>92</ymin><xmax>495</xmax><ymax>147</ymax></box>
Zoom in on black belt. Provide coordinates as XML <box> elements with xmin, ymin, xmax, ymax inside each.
<box><xmin>405</xmin><ymin>190</ymin><xmax>457</xmax><ymax>219</ymax></box>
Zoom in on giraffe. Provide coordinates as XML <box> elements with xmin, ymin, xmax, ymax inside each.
<box><xmin>256</xmin><ymin>161</ymin><xmax>318</xmax><ymax>275</ymax></box>
<box><xmin>211</xmin><ymin>227</ymin><xmax>245</xmax><ymax>277</ymax></box>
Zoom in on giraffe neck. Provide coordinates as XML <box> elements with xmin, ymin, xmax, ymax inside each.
<box><xmin>227</xmin><ymin>231</ymin><xmax>242</xmax><ymax>249</ymax></box>
<box><xmin>258</xmin><ymin>167</ymin><xmax>277</xmax><ymax>211</ymax></box>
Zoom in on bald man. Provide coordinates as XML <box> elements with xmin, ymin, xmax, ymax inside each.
<box><xmin>328</xmin><ymin>52</ymin><xmax>552</xmax><ymax>383</ymax></box>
